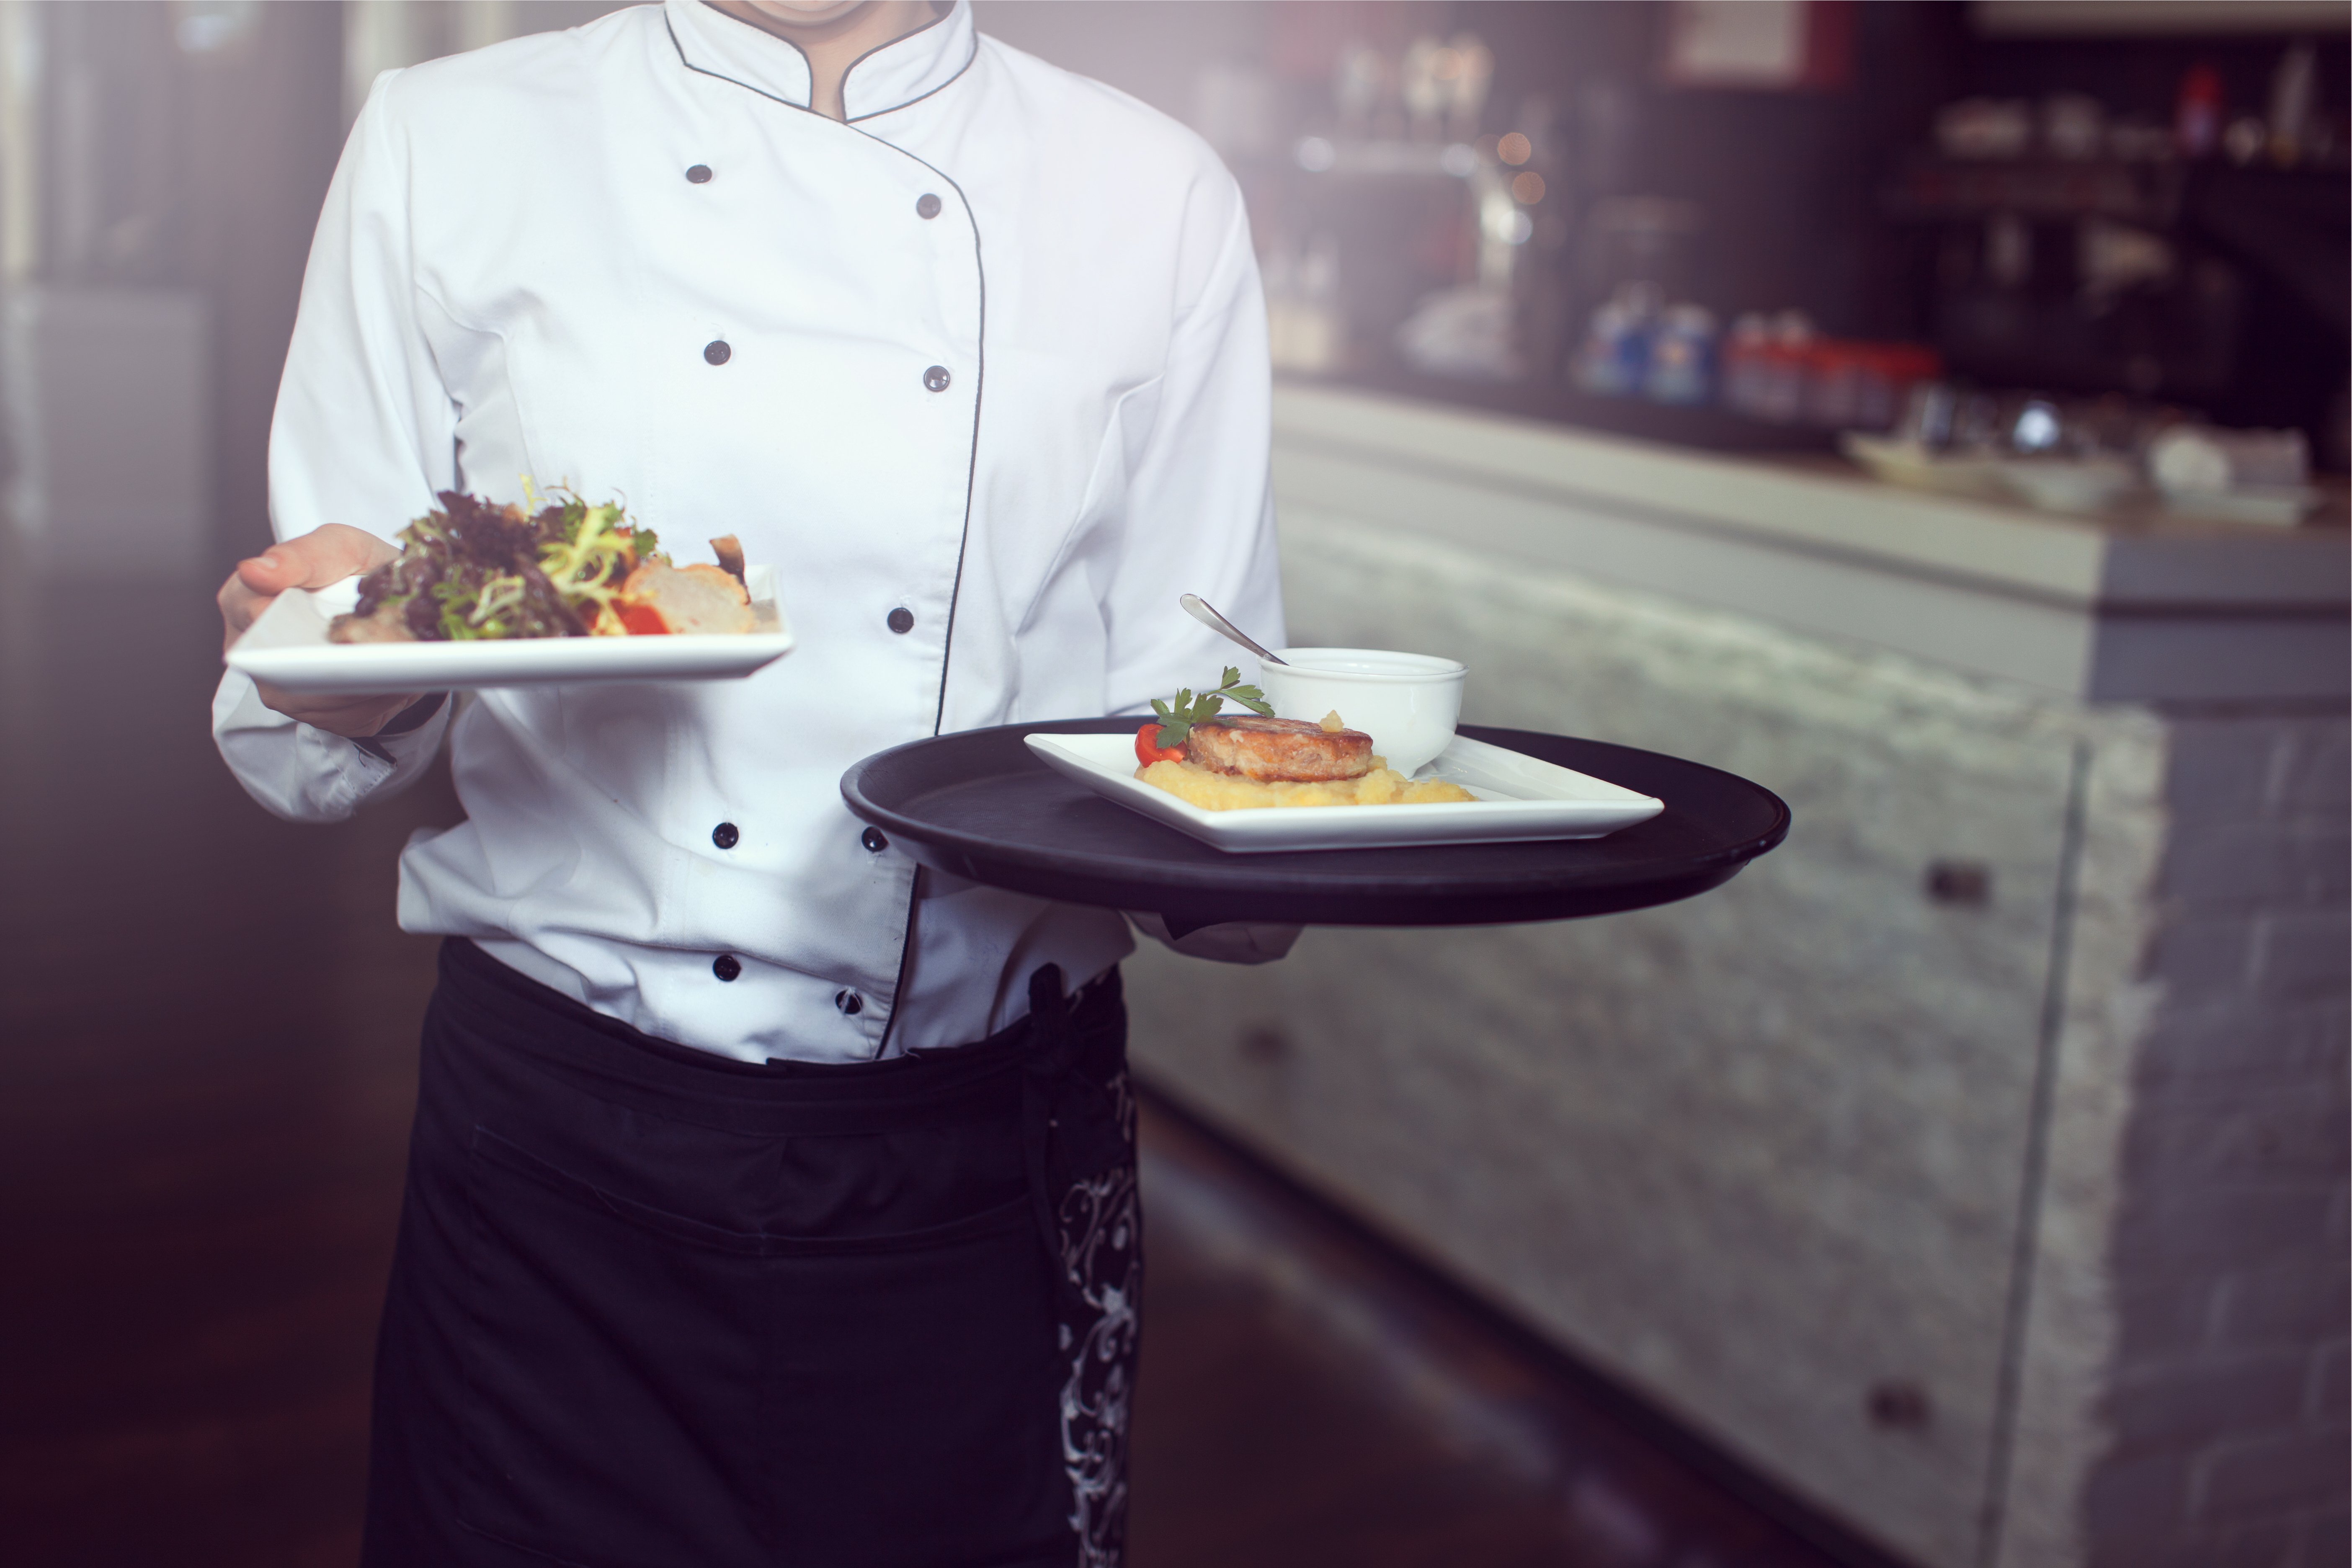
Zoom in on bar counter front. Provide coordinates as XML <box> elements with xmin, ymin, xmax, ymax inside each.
<box><xmin>1123</xmin><ymin>384</ymin><xmax>2350</xmax><ymax>1568</ymax></box>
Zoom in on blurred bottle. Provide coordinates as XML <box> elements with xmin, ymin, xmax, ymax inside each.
<box><xmin>2042</xmin><ymin>94</ymin><xmax>2105</xmax><ymax>161</ymax></box>
<box><xmin>1805</xmin><ymin>343</ymin><xmax>1941</xmax><ymax>430</ymax></box>
<box><xmin>2268</xmin><ymin>39</ymin><xmax>2316</xmax><ymax>166</ymax></box>
<box><xmin>2224</xmin><ymin>115</ymin><xmax>2269</xmax><ymax>165</ymax></box>
<box><xmin>2176</xmin><ymin>64</ymin><xmax>2223</xmax><ymax>159</ymax></box>
<box><xmin>1643</xmin><ymin>304</ymin><xmax>1717</xmax><ymax>405</ymax></box>
<box><xmin>1936</xmin><ymin>98</ymin><xmax>2032</xmax><ymax>160</ymax></box>
<box><xmin>1718</xmin><ymin>314</ymin><xmax>1932</xmax><ymax>430</ymax></box>
<box><xmin>1853</xmin><ymin>346</ymin><xmax>1943</xmax><ymax>431</ymax></box>
<box><xmin>1401</xmin><ymin>37</ymin><xmax>1446</xmax><ymax>141</ymax></box>
<box><xmin>1571</xmin><ymin>281</ymin><xmax>1660</xmax><ymax>397</ymax></box>
<box><xmin>1803</xmin><ymin>340</ymin><xmax>1869</xmax><ymax>428</ymax></box>
<box><xmin>1334</xmin><ymin>41</ymin><xmax>1383</xmax><ymax>137</ymax></box>
<box><xmin>1444</xmin><ymin>34</ymin><xmax>1493</xmax><ymax>143</ymax></box>
<box><xmin>1898</xmin><ymin>380</ymin><xmax>2006</xmax><ymax>451</ymax></box>
<box><xmin>1721</xmin><ymin>313</ymin><xmax>1771</xmax><ymax>415</ymax></box>
<box><xmin>1753</xmin><ymin>310</ymin><xmax>1816</xmax><ymax>423</ymax></box>
<box><xmin>1265</xmin><ymin>237</ymin><xmax>1346</xmax><ymax>375</ymax></box>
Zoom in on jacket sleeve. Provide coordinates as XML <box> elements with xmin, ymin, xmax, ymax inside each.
<box><xmin>211</xmin><ymin>69</ymin><xmax>460</xmax><ymax>824</ymax></box>
<box><xmin>1104</xmin><ymin>165</ymin><xmax>1300</xmax><ymax>965</ymax></box>
<box><xmin>1097</xmin><ymin>170</ymin><xmax>1286</xmax><ymax>718</ymax></box>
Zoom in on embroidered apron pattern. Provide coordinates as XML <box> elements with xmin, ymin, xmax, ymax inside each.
<box><xmin>1021</xmin><ymin>966</ymin><xmax>1141</xmax><ymax>1568</ymax></box>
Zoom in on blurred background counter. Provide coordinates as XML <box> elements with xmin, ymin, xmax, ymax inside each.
<box><xmin>1125</xmin><ymin>381</ymin><xmax>2349</xmax><ymax>1568</ymax></box>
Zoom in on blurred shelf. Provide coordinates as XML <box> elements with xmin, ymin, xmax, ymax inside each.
<box><xmin>1882</xmin><ymin>153</ymin><xmax>2351</xmax><ymax>230</ymax></box>
<box><xmin>1884</xmin><ymin>155</ymin><xmax>2184</xmax><ymax>225</ymax></box>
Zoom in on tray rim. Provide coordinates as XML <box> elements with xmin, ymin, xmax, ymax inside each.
<box><xmin>841</xmin><ymin>718</ymin><xmax>1791</xmax><ymax>927</ymax></box>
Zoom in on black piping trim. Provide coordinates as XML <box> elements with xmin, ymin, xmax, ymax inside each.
<box><xmin>931</xmin><ymin>266</ymin><xmax>985</xmax><ymax>740</ymax></box>
<box><xmin>665</xmin><ymin>9</ymin><xmax>986</xmax><ymax>1035</ymax></box>
<box><xmin>870</xmin><ymin>864</ymin><xmax>925</xmax><ymax>1060</ymax></box>
<box><xmin>843</xmin><ymin>4</ymin><xmax>973</xmax><ymax>122</ymax></box>
<box><xmin>663</xmin><ymin>12</ymin><xmax>985</xmax><ymax>736</ymax></box>
<box><xmin>847</xmin><ymin>43</ymin><xmax>976</xmax><ymax>123</ymax></box>
<box><xmin>687</xmin><ymin>1</ymin><xmax>974</xmax><ymax>122</ymax></box>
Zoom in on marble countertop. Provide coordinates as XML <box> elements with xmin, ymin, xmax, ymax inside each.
<box><xmin>1271</xmin><ymin>385</ymin><xmax>2349</xmax><ymax>703</ymax></box>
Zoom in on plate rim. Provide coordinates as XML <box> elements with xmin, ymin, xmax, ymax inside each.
<box><xmin>1022</xmin><ymin>730</ymin><xmax>1664</xmax><ymax>852</ymax></box>
<box><xmin>224</xmin><ymin>564</ymin><xmax>795</xmax><ymax>690</ymax></box>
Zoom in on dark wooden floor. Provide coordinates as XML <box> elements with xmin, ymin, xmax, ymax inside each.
<box><xmin>0</xmin><ymin>576</ymin><xmax>1862</xmax><ymax>1566</ymax></box>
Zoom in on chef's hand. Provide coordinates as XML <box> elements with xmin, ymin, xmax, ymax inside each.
<box><xmin>218</xmin><ymin>525</ymin><xmax>422</xmax><ymax>739</ymax></box>
<box><xmin>1125</xmin><ymin>912</ymin><xmax>1303</xmax><ymax>965</ymax></box>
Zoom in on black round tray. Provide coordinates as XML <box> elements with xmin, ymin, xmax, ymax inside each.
<box><xmin>841</xmin><ymin>720</ymin><xmax>1790</xmax><ymax>930</ymax></box>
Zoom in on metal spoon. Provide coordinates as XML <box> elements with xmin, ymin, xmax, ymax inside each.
<box><xmin>1180</xmin><ymin>593</ymin><xmax>1287</xmax><ymax>666</ymax></box>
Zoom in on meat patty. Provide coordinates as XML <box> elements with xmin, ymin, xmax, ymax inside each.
<box><xmin>1185</xmin><ymin>715</ymin><xmax>1375</xmax><ymax>782</ymax></box>
<box><xmin>617</xmin><ymin>560</ymin><xmax>756</xmax><ymax>634</ymax></box>
<box><xmin>327</xmin><ymin>599</ymin><xmax>417</xmax><ymax>644</ymax></box>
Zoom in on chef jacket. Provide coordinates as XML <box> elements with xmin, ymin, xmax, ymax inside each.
<box><xmin>211</xmin><ymin>0</ymin><xmax>1287</xmax><ymax>1063</ymax></box>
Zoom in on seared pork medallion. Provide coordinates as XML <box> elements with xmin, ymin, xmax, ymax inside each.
<box><xmin>1184</xmin><ymin>714</ymin><xmax>1374</xmax><ymax>783</ymax></box>
<box><xmin>1131</xmin><ymin>667</ymin><xmax>1475</xmax><ymax>810</ymax></box>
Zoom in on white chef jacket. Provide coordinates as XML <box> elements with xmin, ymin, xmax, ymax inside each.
<box><xmin>211</xmin><ymin>0</ymin><xmax>1287</xmax><ymax>1063</ymax></box>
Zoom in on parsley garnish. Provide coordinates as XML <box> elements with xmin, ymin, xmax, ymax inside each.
<box><xmin>1149</xmin><ymin>666</ymin><xmax>1274</xmax><ymax>749</ymax></box>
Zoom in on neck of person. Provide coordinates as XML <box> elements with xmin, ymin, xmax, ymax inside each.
<box><xmin>706</xmin><ymin>1</ymin><xmax>943</xmax><ymax>121</ymax></box>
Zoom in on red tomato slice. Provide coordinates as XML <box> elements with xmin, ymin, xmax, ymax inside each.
<box><xmin>1135</xmin><ymin>722</ymin><xmax>1184</xmax><ymax>766</ymax></box>
<box><xmin>619</xmin><ymin>603</ymin><xmax>669</xmax><ymax>636</ymax></box>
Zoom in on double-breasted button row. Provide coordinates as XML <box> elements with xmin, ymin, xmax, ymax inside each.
<box><xmin>709</xmin><ymin>814</ymin><xmax>739</xmax><ymax>979</ymax></box>
<box><xmin>681</xmin><ymin>174</ymin><xmax>952</xmax><ymax>392</ymax></box>
<box><xmin>711</xmin><ymin>959</ymin><xmax>861</xmax><ymax>1016</ymax></box>
<box><xmin>684</xmin><ymin>162</ymin><xmax>936</xmax><ymax>225</ymax></box>
<box><xmin>685</xmin><ymin>163</ymin><xmax>935</xmax><ymax>224</ymax></box>
<box><xmin>699</xmin><ymin>340</ymin><xmax>948</xmax><ymax>395</ymax></box>
<box><xmin>718</xmin><ymin>821</ymin><xmax>881</xmax><ymax>853</ymax></box>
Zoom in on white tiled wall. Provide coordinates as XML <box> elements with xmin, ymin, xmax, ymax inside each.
<box><xmin>1126</xmin><ymin>508</ymin><xmax>2348</xmax><ymax>1568</ymax></box>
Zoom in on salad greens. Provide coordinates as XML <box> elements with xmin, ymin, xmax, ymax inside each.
<box><xmin>346</xmin><ymin>488</ymin><xmax>666</xmax><ymax>642</ymax></box>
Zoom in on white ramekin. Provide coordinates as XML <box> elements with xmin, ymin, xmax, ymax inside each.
<box><xmin>1255</xmin><ymin>648</ymin><xmax>1467</xmax><ymax>776</ymax></box>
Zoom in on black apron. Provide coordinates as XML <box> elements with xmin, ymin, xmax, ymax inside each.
<box><xmin>362</xmin><ymin>938</ymin><xmax>1137</xmax><ymax>1568</ymax></box>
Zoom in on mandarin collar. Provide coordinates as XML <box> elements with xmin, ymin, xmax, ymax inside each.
<box><xmin>665</xmin><ymin>0</ymin><xmax>974</xmax><ymax>121</ymax></box>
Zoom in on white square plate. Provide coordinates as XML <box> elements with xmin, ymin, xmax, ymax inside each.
<box><xmin>226</xmin><ymin>565</ymin><xmax>795</xmax><ymax>693</ymax></box>
<box><xmin>1024</xmin><ymin>731</ymin><xmax>1663</xmax><ymax>854</ymax></box>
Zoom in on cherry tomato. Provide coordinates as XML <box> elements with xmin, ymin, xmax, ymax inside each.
<box><xmin>1135</xmin><ymin>722</ymin><xmax>1184</xmax><ymax>766</ymax></box>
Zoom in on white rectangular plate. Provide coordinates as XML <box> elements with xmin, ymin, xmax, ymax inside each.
<box><xmin>1025</xmin><ymin>731</ymin><xmax>1664</xmax><ymax>854</ymax></box>
<box><xmin>226</xmin><ymin>565</ymin><xmax>795</xmax><ymax>693</ymax></box>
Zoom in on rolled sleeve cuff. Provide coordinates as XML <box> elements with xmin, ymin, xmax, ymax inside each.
<box><xmin>212</xmin><ymin>670</ymin><xmax>449</xmax><ymax>822</ymax></box>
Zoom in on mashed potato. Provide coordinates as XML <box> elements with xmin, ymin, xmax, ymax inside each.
<box><xmin>1137</xmin><ymin>758</ymin><xmax>1476</xmax><ymax>811</ymax></box>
